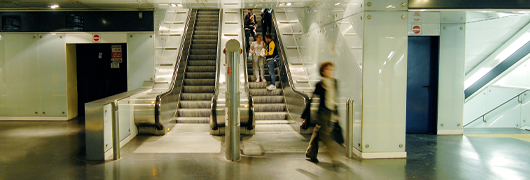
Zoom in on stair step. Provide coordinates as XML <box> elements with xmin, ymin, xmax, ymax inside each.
<box><xmin>253</xmin><ymin>104</ymin><xmax>286</xmax><ymax>112</ymax></box>
<box><xmin>192</xmin><ymin>39</ymin><xmax>217</xmax><ymax>44</ymax></box>
<box><xmin>177</xmin><ymin>108</ymin><xmax>211</xmax><ymax>117</ymax></box>
<box><xmin>175</xmin><ymin>117</ymin><xmax>210</xmax><ymax>124</ymax></box>
<box><xmin>179</xmin><ymin>101</ymin><xmax>211</xmax><ymax>108</ymax></box>
<box><xmin>195</xmin><ymin>26</ymin><xmax>219</xmax><ymax>31</ymax></box>
<box><xmin>192</xmin><ymin>35</ymin><xmax>218</xmax><ymax>40</ymax></box>
<box><xmin>181</xmin><ymin>93</ymin><xmax>214</xmax><ymax>100</ymax></box>
<box><xmin>192</xmin><ymin>44</ymin><xmax>217</xmax><ymax>49</ymax></box>
<box><xmin>194</xmin><ymin>31</ymin><xmax>218</xmax><ymax>35</ymax></box>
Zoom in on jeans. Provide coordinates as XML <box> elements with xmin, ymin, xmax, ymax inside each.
<box><xmin>245</xmin><ymin>29</ymin><xmax>255</xmax><ymax>52</ymax></box>
<box><xmin>253</xmin><ymin>56</ymin><xmax>265</xmax><ymax>81</ymax></box>
<box><xmin>266</xmin><ymin>60</ymin><xmax>276</xmax><ymax>86</ymax></box>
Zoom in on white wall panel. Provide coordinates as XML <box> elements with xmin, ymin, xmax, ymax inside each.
<box><xmin>0</xmin><ymin>34</ymin><xmax>5</xmax><ymax>112</ymax></box>
<box><xmin>438</xmin><ymin>24</ymin><xmax>465</xmax><ymax>134</ymax></box>
<box><xmin>3</xmin><ymin>34</ymin><xmax>40</xmax><ymax>116</ymax></box>
<box><xmin>127</xmin><ymin>33</ymin><xmax>155</xmax><ymax>90</ymax></box>
<box><xmin>362</xmin><ymin>11</ymin><xmax>407</xmax><ymax>153</ymax></box>
<box><xmin>39</xmin><ymin>34</ymin><xmax>67</xmax><ymax>117</ymax></box>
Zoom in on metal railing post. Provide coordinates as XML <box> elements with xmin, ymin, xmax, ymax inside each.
<box><xmin>225</xmin><ymin>39</ymin><xmax>241</xmax><ymax>161</ymax></box>
<box><xmin>111</xmin><ymin>100</ymin><xmax>120</xmax><ymax>160</ymax></box>
<box><xmin>346</xmin><ymin>98</ymin><xmax>354</xmax><ymax>158</ymax></box>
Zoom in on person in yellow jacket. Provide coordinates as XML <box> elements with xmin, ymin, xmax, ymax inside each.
<box><xmin>264</xmin><ymin>34</ymin><xmax>278</xmax><ymax>90</ymax></box>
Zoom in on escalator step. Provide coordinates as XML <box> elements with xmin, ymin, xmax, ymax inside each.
<box><xmin>194</xmin><ymin>31</ymin><xmax>218</xmax><ymax>35</ymax></box>
<box><xmin>191</xmin><ymin>49</ymin><xmax>217</xmax><ymax>55</ymax></box>
<box><xmin>186</xmin><ymin>72</ymin><xmax>215</xmax><ymax>79</ymax></box>
<box><xmin>182</xmin><ymin>86</ymin><xmax>215</xmax><ymax>93</ymax></box>
<box><xmin>181</xmin><ymin>93</ymin><xmax>214</xmax><ymax>100</ymax></box>
<box><xmin>184</xmin><ymin>79</ymin><xmax>215</xmax><ymax>85</ymax></box>
<box><xmin>180</xmin><ymin>101</ymin><xmax>212</xmax><ymax>108</ymax></box>
<box><xmin>192</xmin><ymin>44</ymin><xmax>217</xmax><ymax>49</ymax></box>
<box><xmin>187</xmin><ymin>66</ymin><xmax>216</xmax><ymax>72</ymax></box>
<box><xmin>189</xmin><ymin>55</ymin><xmax>216</xmax><ymax>60</ymax></box>
<box><xmin>249</xmin><ymin>89</ymin><xmax>283</xmax><ymax>96</ymax></box>
<box><xmin>254</xmin><ymin>112</ymin><xmax>288</xmax><ymax>120</ymax></box>
<box><xmin>253</xmin><ymin>96</ymin><xmax>284</xmax><ymax>103</ymax></box>
<box><xmin>192</xmin><ymin>39</ymin><xmax>217</xmax><ymax>44</ymax></box>
<box><xmin>177</xmin><ymin>109</ymin><xmax>211</xmax><ymax>117</ymax></box>
<box><xmin>254</xmin><ymin>104</ymin><xmax>286</xmax><ymax>112</ymax></box>
<box><xmin>188</xmin><ymin>60</ymin><xmax>216</xmax><ymax>66</ymax></box>
<box><xmin>193</xmin><ymin>35</ymin><xmax>218</xmax><ymax>39</ymax></box>
<box><xmin>175</xmin><ymin>117</ymin><xmax>210</xmax><ymax>124</ymax></box>
<box><xmin>249</xmin><ymin>82</ymin><xmax>280</xmax><ymax>89</ymax></box>
<box><xmin>196</xmin><ymin>22</ymin><xmax>219</xmax><ymax>26</ymax></box>
<box><xmin>195</xmin><ymin>26</ymin><xmax>219</xmax><ymax>31</ymax></box>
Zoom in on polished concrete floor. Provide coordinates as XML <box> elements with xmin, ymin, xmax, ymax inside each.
<box><xmin>1</xmin><ymin>118</ymin><xmax>530</xmax><ymax>180</ymax></box>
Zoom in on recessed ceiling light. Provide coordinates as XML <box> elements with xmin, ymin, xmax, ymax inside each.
<box><xmin>50</xmin><ymin>4</ymin><xmax>59</xmax><ymax>9</ymax></box>
<box><xmin>279</xmin><ymin>3</ymin><xmax>286</xmax><ymax>6</ymax></box>
<box><xmin>286</xmin><ymin>2</ymin><xmax>292</xmax><ymax>6</ymax></box>
<box><xmin>170</xmin><ymin>4</ymin><xmax>177</xmax><ymax>7</ymax></box>
<box><xmin>177</xmin><ymin>4</ymin><xmax>183</xmax><ymax>7</ymax></box>
<box><xmin>335</xmin><ymin>2</ymin><xmax>341</xmax><ymax>6</ymax></box>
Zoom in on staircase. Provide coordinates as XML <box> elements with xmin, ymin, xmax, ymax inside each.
<box><xmin>176</xmin><ymin>9</ymin><xmax>219</xmax><ymax>124</ymax></box>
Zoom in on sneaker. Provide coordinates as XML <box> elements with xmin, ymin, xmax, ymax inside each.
<box><xmin>267</xmin><ymin>85</ymin><xmax>276</xmax><ymax>90</ymax></box>
<box><xmin>261</xmin><ymin>79</ymin><xmax>266</xmax><ymax>82</ymax></box>
<box><xmin>255</xmin><ymin>79</ymin><xmax>260</xmax><ymax>82</ymax></box>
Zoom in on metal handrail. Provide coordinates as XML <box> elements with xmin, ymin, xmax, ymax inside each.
<box><xmin>240</xmin><ymin>9</ymin><xmax>255</xmax><ymax>130</ymax></box>
<box><xmin>464</xmin><ymin>89</ymin><xmax>530</xmax><ymax>127</ymax></box>
<box><xmin>211</xmin><ymin>9</ymin><xmax>222</xmax><ymax>130</ymax></box>
<box><xmin>154</xmin><ymin>9</ymin><xmax>196</xmax><ymax>130</ymax></box>
<box><xmin>271</xmin><ymin>11</ymin><xmax>310</xmax><ymax>105</ymax></box>
<box><xmin>346</xmin><ymin>98</ymin><xmax>355</xmax><ymax>158</ymax></box>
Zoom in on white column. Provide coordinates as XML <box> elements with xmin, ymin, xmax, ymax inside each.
<box><xmin>358</xmin><ymin>1</ymin><xmax>408</xmax><ymax>159</ymax></box>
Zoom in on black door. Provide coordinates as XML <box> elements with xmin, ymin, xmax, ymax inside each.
<box><xmin>76</xmin><ymin>43</ymin><xmax>127</xmax><ymax>116</ymax></box>
<box><xmin>406</xmin><ymin>36</ymin><xmax>439</xmax><ymax>134</ymax></box>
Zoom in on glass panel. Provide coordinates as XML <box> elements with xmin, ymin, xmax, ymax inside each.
<box><xmin>2</xmin><ymin>34</ymin><xmax>40</xmax><ymax>116</ymax></box>
<box><xmin>39</xmin><ymin>34</ymin><xmax>67</xmax><ymax>117</ymax></box>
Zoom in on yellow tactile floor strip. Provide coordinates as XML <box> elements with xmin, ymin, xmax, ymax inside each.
<box><xmin>466</xmin><ymin>134</ymin><xmax>530</xmax><ymax>142</ymax></box>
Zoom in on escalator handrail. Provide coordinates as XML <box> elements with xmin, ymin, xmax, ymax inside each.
<box><xmin>211</xmin><ymin>9</ymin><xmax>222</xmax><ymax>130</ymax></box>
<box><xmin>271</xmin><ymin>11</ymin><xmax>310</xmax><ymax>104</ymax></box>
<box><xmin>154</xmin><ymin>9</ymin><xmax>197</xmax><ymax>130</ymax></box>
<box><xmin>464</xmin><ymin>89</ymin><xmax>530</xmax><ymax>127</ymax></box>
<box><xmin>240</xmin><ymin>9</ymin><xmax>255</xmax><ymax>130</ymax></box>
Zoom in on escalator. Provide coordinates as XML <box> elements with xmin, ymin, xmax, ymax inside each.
<box><xmin>176</xmin><ymin>9</ymin><xmax>219</xmax><ymax>123</ymax></box>
<box><xmin>243</xmin><ymin>9</ymin><xmax>308</xmax><ymax>133</ymax></box>
<box><xmin>135</xmin><ymin>9</ymin><xmax>221</xmax><ymax>134</ymax></box>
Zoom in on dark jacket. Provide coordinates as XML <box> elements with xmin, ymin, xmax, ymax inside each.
<box><xmin>244</xmin><ymin>13</ymin><xmax>256</xmax><ymax>29</ymax></box>
<box><xmin>301</xmin><ymin>78</ymin><xmax>339</xmax><ymax>122</ymax></box>
<box><xmin>261</xmin><ymin>9</ymin><xmax>272</xmax><ymax>25</ymax></box>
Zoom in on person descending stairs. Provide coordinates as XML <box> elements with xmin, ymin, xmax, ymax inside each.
<box><xmin>177</xmin><ymin>9</ymin><xmax>219</xmax><ymax>123</ymax></box>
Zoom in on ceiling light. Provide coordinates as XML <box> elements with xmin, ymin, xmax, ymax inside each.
<box><xmin>50</xmin><ymin>4</ymin><xmax>59</xmax><ymax>9</ymax></box>
<box><xmin>170</xmin><ymin>4</ymin><xmax>177</xmax><ymax>7</ymax></box>
<box><xmin>335</xmin><ymin>2</ymin><xmax>341</xmax><ymax>6</ymax></box>
<box><xmin>286</xmin><ymin>2</ymin><xmax>292</xmax><ymax>6</ymax></box>
<box><xmin>279</xmin><ymin>3</ymin><xmax>286</xmax><ymax>6</ymax></box>
<box><xmin>177</xmin><ymin>4</ymin><xmax>183</xmax><ymax>7</ymax></box>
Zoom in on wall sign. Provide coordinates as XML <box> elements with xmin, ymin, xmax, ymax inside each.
<box><xmin>111</xmin><ymin>45</ymin><xmax>122</xmax><ymax>68</ymax></box>
<box><xmin>412</xmin><ymin>25</ymin><xmax>422</xmax><ymax>35</ymax></box>
<box><xmin>93</xmin><ymin>34</ymin><xmax>101</xmax><ymax>42</ymax></box>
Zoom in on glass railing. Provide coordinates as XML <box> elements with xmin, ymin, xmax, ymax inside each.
<box><xmin>465</xmin><ymin>88</ymin><xmax>530</xmax><ymax>128</ymax></box>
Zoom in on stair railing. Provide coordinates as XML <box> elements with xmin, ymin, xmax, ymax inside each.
<box><xmin>464</xmin><ymin>89</ymin><xmax>530</xmax><ymax>127</ymax></box>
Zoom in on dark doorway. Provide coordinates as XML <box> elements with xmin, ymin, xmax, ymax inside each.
<box><xmin>76</xmin><ymin>43</ymin><xmax>127</xmax><ymax>116</ymax></box>
<box><xmin>406</xmin><ymin>36</ymin><xmax>439</xmax><ymax>134</ymax></box>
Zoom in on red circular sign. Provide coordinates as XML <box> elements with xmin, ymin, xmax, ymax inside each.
<box><xmin>412</xmin><ymin>26</ymin><xmax>421</xmax><ymax>34</ymax></box>
<box><xmin>93</xmin><ymin>34</ymin><xmax>100</xmax><ymax>42</ymax></box>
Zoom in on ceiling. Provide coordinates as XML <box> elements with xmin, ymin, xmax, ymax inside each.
<box><xmin>0</xmin><ymin>0</ymin><xmax>322</xmax><ymax>10</ymax></box>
